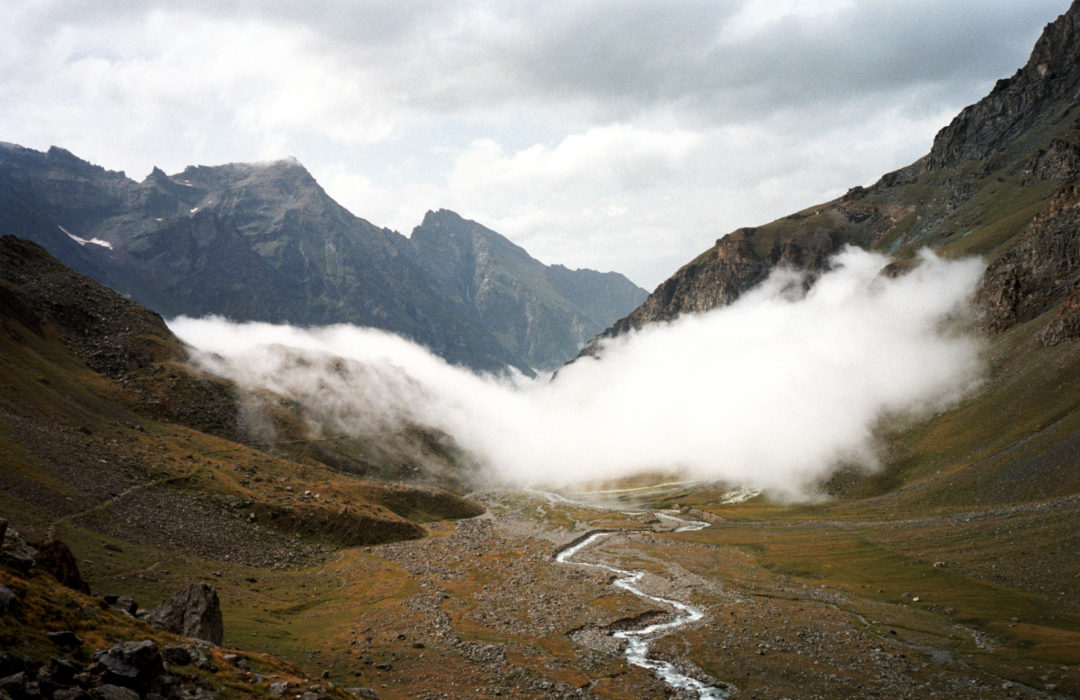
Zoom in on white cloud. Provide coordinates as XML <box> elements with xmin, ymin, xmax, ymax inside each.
<box><xmin>170</xmin><ymin>248</ymin><xmax>985</xmax><ymax>501</ymax></box>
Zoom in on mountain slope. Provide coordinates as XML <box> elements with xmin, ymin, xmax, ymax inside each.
<box><xmin>0</xmin><ymin>233</ymin><xmax>482</xmax><ymax>539</ymax></box>
<box><xmin>0</xmin><ymin>145</ymin><xmax>645</xmax><ymax>373</ymax></box>
<box><xmin>587</xmin><ymin>0</ymin><xmax>1080</xmax><ymax>509</ymax></box>
<box><xmin>602</xmin><ymin>2</ymin><xmax>1080</xmax><ymax>340</ymax></box>
<box><xmin>411</xmin><ymin>209</ymin><xmax>645</xmax><ymax>369</ymax></box>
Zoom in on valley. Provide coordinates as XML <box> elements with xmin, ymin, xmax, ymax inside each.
<box><xmin>2</xmin><ymin>227</ymin><xmax>1079</xmax><ymax>699</ymax></box>
<box><xmin>50</xmin><ymin>486</ymin><xmax>1077</xmax><ymax>699</ymax></box>
<box><xmin>4</xmin><ymin>3</ymin><xmax>1080</xmax><ymax>699</ymax></box>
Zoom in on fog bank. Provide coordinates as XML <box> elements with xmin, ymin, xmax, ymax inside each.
<box><xmin>170</xmin><ymin>247</ymin><xmax>984</xmax><ymax>500</ymax></box>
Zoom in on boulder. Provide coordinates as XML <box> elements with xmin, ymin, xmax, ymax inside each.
<box><xmin>0</xmin><ymin>526</ymin><xmax>37</xmax><ymax>573</ymax></box>
<box><xmin>32</xmin><ymin>539</ymin><xmax>90</xmax><ymax>594</ymax></box>
<box><xmin>145</xmin><ymin>583</ymin><xmax>223</xmax><ymax>645</ymax></box>
<box><xmin>0</xmin><ymin>584</ymin><xmax>16</xmax><ymax>615</ymax></box>
<box><xmin>161</xmin><ymin>646</ymin><xmax>192</xmax><ymax>667</ymax></box>
<box><xmin>46</xmin><ymin>631</ymin><xmax>84</xmax><ymax>648</ymax></box>
<box><xmin>89</xmin><ymin>684</ymin><xmax>141</xmax><ymax>700</ymax></box>
<box><xmin>112</xmin><ymin>595</ymin><xmax>138</xmax><ymax>616</ymax></box>
<box><xmin>92</xmin><ymin>640</ymin><xmax>165</xmax><ymax>693</ymax></box>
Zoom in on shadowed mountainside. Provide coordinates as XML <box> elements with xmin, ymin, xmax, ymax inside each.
<box><xmin>0</xmin><ymin>149</ymin><xmax>645</xmax><ymax>374</ymax></box>
<box><xmin>591</xmin><ymin>1</ymin><xmax>1080</xmax><ymax>349</ymax></box>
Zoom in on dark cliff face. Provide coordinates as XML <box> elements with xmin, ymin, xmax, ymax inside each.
<box><xmin>928</xmin><ymin>1</ymin><xmax>1080</xmax><ymax>170</ymax></box>
<box><xmin>0</xmin><ymin>145</ymin><xmax>643</xmax><ymax>374</ymax></box>
<box><xmin>410</xmin><ymin>209</ymin><xmax>646</xmax><ymax>370</ymax></box>
<box><xmin>597</xmin><ymin>1</ymin><xmax>1080</xmax><ymax>347</ymax></box>
<box><xmin>976</xmin><ymin>183</ymin><xmax>1080</xmax><ymax>339</ymax></box>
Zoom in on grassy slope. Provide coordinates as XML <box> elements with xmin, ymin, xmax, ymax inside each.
<box><xmin>0</xmin><ymin>274</ymin><xmax>487</xmax><ymax>692</ymax></box>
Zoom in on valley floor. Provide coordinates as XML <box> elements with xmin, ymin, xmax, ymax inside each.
<box><xmin>136</xmin><ymin>489</ymin><xmax>1075</xmax><ymax>699</ymax></box>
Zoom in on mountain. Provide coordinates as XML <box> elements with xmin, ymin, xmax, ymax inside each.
<box><xmin>411</xmin><ymin>209</ymin><xmax>646</xmax><ymax>369</ymax></box>
<box><xmin>584</xmin><ymin>1</ymin><xmax>1080</xmax><ymax>508</ymax></box>
<box><xmin>594</xmin><ymin>1</ymin><xmax>1080</xmax><ymax>346</ymax></box>
<box><xmin>0</xmin><ymin>146</ymin><xmax>645</xmax><ymax>373</ymax></box>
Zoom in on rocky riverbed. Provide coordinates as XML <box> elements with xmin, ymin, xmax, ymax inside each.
<box><xmin>296</xmin><ymin>490</ymin><xmax>1078</xmax><ymax>699</ymax></box>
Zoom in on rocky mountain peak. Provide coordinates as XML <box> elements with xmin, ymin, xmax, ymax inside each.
<box><xmin>413</xmin><ymin>209</ymin><xmax>530</xmax><ymax>260</ymax></box>
<box><xmin>144</xmin><ymin>166</ymin><xmax>169</xmax><ymax>182</ymax></box>
<box><xmin>928</xmin><ymin>0</ymin><xmax>1080</xmax><ymax>169</ymax></box>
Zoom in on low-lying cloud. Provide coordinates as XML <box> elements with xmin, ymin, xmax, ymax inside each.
<box><xmin>169</xmin><ymin>247</ymin><xmax>984</xmax><ymax>500</ymax></box>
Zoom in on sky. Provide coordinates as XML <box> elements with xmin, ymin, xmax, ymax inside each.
<box><xmin>3</xmin><ymin>1</ymin><xmax>1070</xmax><ymax>288</ymax></box>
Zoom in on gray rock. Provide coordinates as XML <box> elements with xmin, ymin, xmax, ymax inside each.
<box><xmin>145</xmin><ymin>583</ymin><xmax>223</xmax><ymax>645</ymax></box>
<box><xmin>46</xmin><ymin>657</ymin><xmax>83</xmax><ymax>685</ymax></box>
<box><xmin>46</xmin><ymin>631</ymin><xmax>84</xmax><ymax>648</ymax></box>
<box><xmin>0</xmin><ymin>585</ymin><xmax>16</xmax><ymax>615</ymax></box>
<box><xmin>32</xmin><ymin>538</ymin><xmax>90</xmax><ymax>593</ymax></box>
<box><xmin>89</xmin><ymin>685</ymin><xmax>140</xmax><ymax>700</ymax></box>
<box><xmin>112</xmin><ymin>595</ymin><xmax>138</xmax><ymax>616</ymax></box>
<box><xmin>0</xmin><ymin>527</ymin><xmax>37</xmax><ymax>573</ymax></box>
<box><xmin>93</xmin><ymin>640</ymin><xmax>165</xmax><ymax>692</ymax></box>
<box><xmin>53</xmin><ymin>688</ymin><xmax>91</xmax><ymax>700</ymax></box>
<box><xmin>0</xmin><ymin>672</ymin><xmax>26</xmax><ymax>693</ymax></box>
<box><xmin>161</xmin><ymin>646</ymin><xmax>192</xmax><ymax>667</ymax></box>
<box><xmin>0</xmin><ymin>651</ymin><xmax>37</xmax><ymax>677</ymax></box>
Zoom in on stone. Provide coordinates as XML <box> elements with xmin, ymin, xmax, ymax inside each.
<box><xmin>46</xmin><ymin>631</ymin><xmax>84</xmax><ymax>648</ymax></box>
<box><xmin>31</xmin><ymin>539</ymin><xmax>90</xmax><ymax>594</ymax></box>
<box><xmin>0</xmin><ymin>584</ymin><xmax>16</xmax><ymax>615</ymax></box>
<box><xmin>268</xmin><ymin>681</ymin><xmax>289</xmax><ymax>696</ymax></box>
<box><xmin>0</xmin><ymin>672</ymin><xmax>26</xmax><ymax>693</ymax></box>
<box><xmin>0</xmin><ymin>546</ymin><xmax>36</xmax><ymax>574</ymax></box>
<box><xmin>93</xmin><ymin>640</ymin><xmax>165</xmax><ymax>692</ymax></box>
<box><xmin>145</xmin><ymin>583</ymin><xmax>223</xmax><ymax>645</ymax></box>
<box><xmin>89</xmin><ymin>685</ymin><xmax>140</xmax><ymax>700</ymax></box>
<box><xmin>161</xmin><ymin>646</ymin><xmax>192</xmax><ymax>667</ymax></box>
<box><xmin>46</xmin><ymin>657</ymin><xmax>83</xmax><ymax>685</ymax></box>
<box><xmin>112</xmin><ymin>595</ymin><xmax>137</xmax><ymax>616</ymax></box>
<box><xmin>222</xmin><ymin>654</ymin><xmax>251</xmax><ymax>671</ymax></box>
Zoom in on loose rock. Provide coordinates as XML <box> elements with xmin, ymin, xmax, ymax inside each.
<box><xmin>145</xmin><ymin>583</ymin><xmax>223</xmax><ymax>645</ymax></box>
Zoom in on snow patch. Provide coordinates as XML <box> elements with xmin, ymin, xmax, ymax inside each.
<box><xmin>60</xmin><ymin>226</ymin><xmax>113</xmax><ymax>250</ymax></box>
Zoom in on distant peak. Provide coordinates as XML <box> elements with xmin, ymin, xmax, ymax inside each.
<box><xmin>423</xmin><ymin>208</ymin><xmax>464</xmax><ymax>223</ymax></box>
<box><xmin>144</xmin><ymin>166</ymin><xmax>168</xmax><ymax>182</ymax></box>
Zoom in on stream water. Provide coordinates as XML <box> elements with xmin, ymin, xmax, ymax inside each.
<box><xmin>556</xmin><ymin>513</ymin><xmax>731</xmax><ymax>699</ymax></box>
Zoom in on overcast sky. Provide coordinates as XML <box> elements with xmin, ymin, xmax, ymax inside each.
<box><xmin>3</xmin><ymin>1</ymin><xmax>1070</xmax><ymax>288</ymax></box>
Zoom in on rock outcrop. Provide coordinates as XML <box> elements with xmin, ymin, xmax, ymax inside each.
<box><xmin>145</xmin><ymin>583</ymin><xmax>224</xmax><ymax>646</ymax></box>
<box><xmin>976</xmin><ymin>183</ymin><xmax>1080</xmax><ymax>335</ymax></box>
<box><xmin>583</xmin><ymin>225</ymin><xmax>841</xmax><ymax>350</ymax></box>
<box><xmin>31</xmin><ymin>538</ymin><xmax>91</xmax><ymax>594</ymax></box>
<box><xmin>928</xmin><ymin>1</ymin><xmax>1080</xmax><ymax>170</ymax></box>
<box><xmin>587</xmin><ymin>1</ymin><xmax>1080</xmax><ymax>348</ymax></box>
<box><xmin>0</xmin><ymin>234</ymin><xmax>176</xmax><ymax>377</ymax></box>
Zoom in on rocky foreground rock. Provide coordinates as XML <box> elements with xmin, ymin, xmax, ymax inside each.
<box><xmin>145</xmin><ymin>583</ymin><xmax>224</xmax><ymax>646</ymax></box>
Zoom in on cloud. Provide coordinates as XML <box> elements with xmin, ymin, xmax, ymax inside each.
<box><xmin>169</xmin><ymin>247</ymin><xmax>985</xmax><ymax>501</ymax></box>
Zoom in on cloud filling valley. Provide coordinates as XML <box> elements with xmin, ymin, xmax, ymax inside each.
<box><xmin>169</xmin><ymin>247</ymin><xmax>985</xmax><ymax>500</ymax></box>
